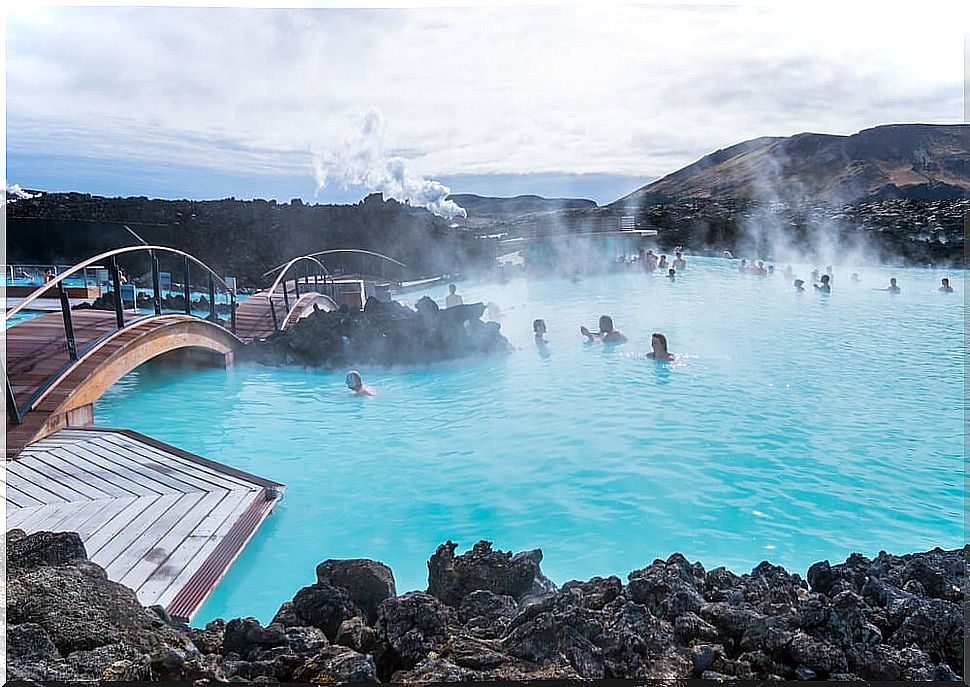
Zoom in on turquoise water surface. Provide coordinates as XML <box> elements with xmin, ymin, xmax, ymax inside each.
<box><xmin>94</xmin><ymin>258</ymin><xmax>965</xmax><ymax>625</ymax></box>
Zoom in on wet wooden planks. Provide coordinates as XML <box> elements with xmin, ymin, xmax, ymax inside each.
<box><xmin>235</xmin><ymin>283</ymin><xmax>307</xmax><ymax>341</ymax></box>
<box><xmin>5</xmin><ymin>427</ymin><xmax>284</xmax><ymax>621</ymax></box>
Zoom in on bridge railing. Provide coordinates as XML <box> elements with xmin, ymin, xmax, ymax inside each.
<box><xmin>4</xmin><ymin>245</ymin><xmax>236</xmax><ymax>424</ymax></box>
<box><xmin>259</xmin><ymin>256</ymin><xmax>337</xmax><ymax>333</ymax></box>
<box><xmin>262</xmin><ymin>249</ymin><xmax>408</xmax><ymax>284</ymax></box>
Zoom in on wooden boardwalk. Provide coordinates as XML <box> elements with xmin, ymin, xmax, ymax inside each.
<box><xmin>5</xmin><ymin>311</ymin><xmax>240</xmax><ymax>458</ymax></box>
<box><xmin>5</xmin><ymin>427</ymin><xmax>284</xmax><ymax>621</ymax></box>
<box><xmin>234</xmin><ymin>283</ymin><xmax>336</xmax><ymax>341</ymax></box>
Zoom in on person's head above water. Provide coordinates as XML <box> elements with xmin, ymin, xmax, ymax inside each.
<box><xmin>448</xmin><ymin>283</ymin><xmax>457</xmax><ymax>295</ymax></box>
<box><xmin>668</xmin><ymin>268</ymin><xmax>676</xmax><ymax>276</ymax></box>
<box><xmin>345</xmin><ymin>370</ymin><xmax>363</xmax><ymax>391</ymax></box>
<box><xmin>820</xmin><ymin>274</ymin><xmax>830</xmax><ymax>284</ymax></box>
<box><xmin>652</xmin><ymin>332</ymin><xmax>669</xmax><ymax>352</ymax></box>
<box><xmin>890</xmin><ymin>278</ymin><xmax>897</xmax><ymax>286</ymax></box>
<box><xmin>598</xmin><ymin>315</ymin><xmax>614</xmax><ymax>333</ymax></box>
<box><xmin>533</xmin><ymin>318</ymin><xmax>546</xmax><ymax>334</ymax></box>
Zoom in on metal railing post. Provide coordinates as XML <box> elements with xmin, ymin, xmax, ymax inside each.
<box><xmin>230</xmin><ymin>292</ymin><xmax>237</xmax><ymax>334</ymax></box>
<box><xmin>283</xmin><ymin>277</ymin><xmax>291</xmax><ymax>311</ymax></box>
<box><xmin>58</xmin><ymin>281</ymin><xmax>79</xmax><ymax>361</ymax></box>
<box><xmin>6</xmin><ymin>371</ymin><xmax>22</xmax><ymax>425</ymax></box>
<box><xmin>183</xmin><ymin>257</ymin><xmax>192</xmax><ymax>315</ymax></box>
<box><xmin>151</xmin><ymin>251</ymin><xmax>162</xmax><ymax>315</ymax></box>
<box><xmin>208</xmin><ymin>275</ymin><xmax>216</xmax><ymax>322</ymax></box>
<box><xmin>269</xmin><ymin>299</ymin><xmax>280</xmax><ymax>332</ymax></box>
<box><xmin>293</xmin><ymin>274</ymin><xmax>300</xmax><ymax>299</ymax></box>
<box><xmin>109</xmin><ymin>257</ymin><xmax>125</xmax><ymax>329</ymax></box>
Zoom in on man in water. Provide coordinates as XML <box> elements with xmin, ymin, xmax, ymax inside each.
<box><xmin>673</xmin><ymin>252</ymin><xmax>686</xmax><ymax>270</ymax></box>
<box><xmin>658</xmin><ymin>254</ymin><xmax>669</xmax><ymax>270</ymax></box>
<box><xmin>940</xmin><ymin>278</ymin><xmax>954</xmax><ymax>293</ymax></box>
<box><xmin>667</xmin><ymin>268</ymin><xmax>676</xmax><ymax>281</ymax></box>
<box><xmin>345</xmin><ymin>370</ymin><xmax>376</xmax><ymax>396</ymax></box>
<box><xmin>445</xmin><ymin>283</ymin><xmax>463</xmax><ymax>308</ymax></box>
<box><xmin>878</xmin><ymin>277</ymin><xmax>901</xmax><ymax>294</ymax></box>
<box><xmin>739</xmin><ymin>259</ymin><xmax>747</xmax><ymax>273</ymax></box>
<box><xmin>643</xmin><ymin>250</ymin><xmax>658</xmax><ymax>272</ymax></box>
<box><xmin>581</xmin><ymin>315</ymin><xmax>628</xmax><ymax>344</ymax></box>
<box><xmin>647</xmin><ymin>332</ymin><xmax>675</xmax><ymax>361</ymax></box>
<box><xmin>814</xmin><ymin>274</ymin><xmax>831</xmax><ymax>293</ymax></box>
<box><xmin>794</xmin><ymin>279</ymin><xmax>805</xmax><ymax>292</ymax></box>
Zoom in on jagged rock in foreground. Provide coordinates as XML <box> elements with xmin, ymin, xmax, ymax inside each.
<box><xmin>246</xmin><ymin>296</ymin><xmax>511</xmax><ymax>367</ymax></box>
<box><xmin>5</xmin><ymin>529</ymin><xmax>965</xmax><ymax>682</ymax></box>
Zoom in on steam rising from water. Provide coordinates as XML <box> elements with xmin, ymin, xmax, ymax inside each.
<box><xmin>312</xmin><ymin>109</ymin><xmax>466</xmax><ymax>219</ymax></box>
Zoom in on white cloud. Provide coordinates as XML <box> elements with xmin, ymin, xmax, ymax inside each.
<box><xmin>5</xmin><ymin>4</ymin><xmax>964</xmax><ymax>187</ymax></box>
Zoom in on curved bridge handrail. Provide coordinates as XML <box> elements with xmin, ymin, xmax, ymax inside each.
<box><xmin>279</xmin><ymin>293</ymin><xmax>339</xmax><ymax>330</ymax></box>
<box><xmin>265</xmin><ymin>255</ymin><xmax>333</xmax><ymax>302</ymax></box>
<box><xmin>261</xmin><ymin>249</ymin><xmax>407</xmax><ymax>279</ymax></box>
<box><xmin>6</xmin><ymin>245</ymin><xmax>235</xmax><ymax>321</ymax></box>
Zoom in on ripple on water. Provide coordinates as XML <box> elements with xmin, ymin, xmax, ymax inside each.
<box><xmin>95</xmin><ymin>258</ymin><xmax>965</xmax><ymax>624</ymax></box>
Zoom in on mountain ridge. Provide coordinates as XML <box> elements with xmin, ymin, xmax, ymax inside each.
<box><xmin>614</xmin><ymin>123</ymin><xmax>970</xmax><ymax>207</ymax></box>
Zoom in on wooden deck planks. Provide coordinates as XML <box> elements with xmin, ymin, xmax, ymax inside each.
<box><xmin>5</xmin><ymin>428</ymin><xmax>284</xmax><ymax>620</ymax></box>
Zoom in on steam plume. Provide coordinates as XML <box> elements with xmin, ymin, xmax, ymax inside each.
<box><xmin>312</xmin><ymin>109</ymin><xmax>466</xmax><ymax>219</ymax></box>
<box><xmin>4</xmin><ymin>182</ymin><xmax>40</xmax><ymax>201</ymax></box>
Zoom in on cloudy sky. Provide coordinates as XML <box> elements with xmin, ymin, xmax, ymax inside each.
<box><xmin>5</xmin><ymin>2</ymin><xmax>966</xmax><ymax>208</ymax></box>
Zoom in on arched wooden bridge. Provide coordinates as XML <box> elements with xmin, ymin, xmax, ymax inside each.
<box><xmin>4</xmin><ymin>246</ymin><xmax>241</xmax><ymax>457</ymax></box>
<box><xmin>5</xmin><ymin>247</ymin><xmax>408</xmax><ymax>456</ymax></box>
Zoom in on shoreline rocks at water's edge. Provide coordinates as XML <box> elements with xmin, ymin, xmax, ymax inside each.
<box><xmin>5</xmin><ymin>530</ymin><xmax>964</xmax><ymax>682</ymax></box>
<box><xmin>244</xmin><ymin>296</ymin><xmax>511</xmax><ymax>368</ymax></box>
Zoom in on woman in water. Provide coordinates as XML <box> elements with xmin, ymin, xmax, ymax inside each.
<box><xmin>940</xmin><ymin>278</ymin><xmax>954</xmax><ymax>293</ymax></box>
<box><xmin>345</xmin><ymin>370</ymin><xmax>376</xmax><ymax>396</ymax></box>
<box><xmin>814</xmin><ymin>274</ymin><xmax>831</xmax><ymax>293</ymax></box>
<box><xmin>646</xmin><ymin>332</ymin><xmax>675</xmax><ymax>361</ymax></box>
<box><xmin>533</xmin><ymin>318</ymin><xmax>549</xmax><ymax>345</ymax></box>
<box><xmin>581</xmin><ymin>315</ymin><xmax>628</xmax><ymax>344</ymax></box>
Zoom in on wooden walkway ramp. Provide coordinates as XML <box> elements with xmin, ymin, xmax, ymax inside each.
<box><xmin>234</xmin><ymin>283</ymin><xmax>337</xmax><ymax>342</ymax></box>
<box><xmin>5</xmin><ymin>427</ymin><xmax>284</xmax><ymax>622</ymax></box>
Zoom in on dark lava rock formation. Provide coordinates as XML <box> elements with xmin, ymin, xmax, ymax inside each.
<box><xmin>5</xmin><ymin>530</ymin><xmax>965</xmax><ymax>682</ymax></box>
<box><xmin>246</xmin><ymin>296</ymin><xmax>511</xmax><ymax>367</ymax></box>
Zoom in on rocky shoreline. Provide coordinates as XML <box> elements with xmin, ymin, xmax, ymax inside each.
<box><xmin>6</xmin><ymin>530</ymin><xmax>964</xmax><ymax>682</ymax></box>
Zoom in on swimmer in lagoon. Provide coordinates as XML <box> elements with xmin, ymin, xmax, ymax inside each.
<box><xmin>940</xmin><ymin>278</ymin><xmax>954</xmax><ymax>293</ymax></box>
<box><xmin>877</xmin><ymin>278</ymin><xmax>901</xmax><ymax>294</ymax></box>
<box><xmin>658</xmin><ymin>254</ymin><xmax>669</xmax><ymax>269</ymax></box>
<box><xmin>811</xmin><ymin>269</ymin><xmax>820</xmax><ymax>284</ymax></box>
<box><xmin>533</xmin><ymin>318</ymin><xmax>549</xmax><ymax>345</ymax></box>
<box><xmin>643</xmin><ymin>250</ymin><xmax>658</xmax><ymax>272</ymax></box>
<box><xmin>667</xmin><ymin>268</ymin><xmax>676</xmax><ymax>281</ymax></box>
<box><xmin>814</xmin><ymin>274</ymin><xmax>831</xmax><ymax>293</ymax></box>
<box><xmin>794</xmin><ymin>279</ymin><xmax>805</xmax><ymax>292</ymax></box>
<box><xmin>783</xmin><ymin>265</ymin><xmax>794</xmax><ymax>280</ymax></box>
<box><xmin>345</xmin><ymin>370</ymin><xmax>376</xmax><ymax>396</ymax></box>
<box><xmin>851</xmin><ymin>273</ymin><xmax>860</xmax><ymax>284</ymax></box>
<box><xmin>673</xmin><ymin>252</ymin><xmax>686</xmax><ymax>270</ymax></box>
<box><xmin>581</xmin><ymin>315</ymin><xmax>628</xmax><ymax>344</ymax></box>
<box><xmin>739</xmin><ymin>259</ymin><xmax>747</xmax><ymax>273</ymax></box>
<box><xmin>646</xmin><ymin>332</ymin><xmax>675</xmax><ymax>361</ymax></box>
<box><xmin>723</xmin><ymin>250</ymin><xmax>734</xmax><ymax>259</ymax></box>
<box><xmin>445</xmin><ymin>283</ymin><xmax>463</xmax><ymax>308</ymax></box>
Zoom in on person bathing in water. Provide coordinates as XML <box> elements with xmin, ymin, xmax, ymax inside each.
<box><xmin>533</xmin><ymin>318</ymin><xmax>549</xmax><ymax>345</ymax></box>
<box><xmin>940</xmin><ymin>278</ymin><xmax>954</xmax><ymax>293</ymax></box>
<box><xmin>794</xmin><ymin>279</ymin><xmax>806</xmax><ymax>292</ymax></box>
<box><xmin>658</xmin><ymin>254</ymin><xmax>669</xmax><ymax>269</ymax></box>
<box><xmin>877</xmin><ymin>277</ymin><xmax>901</xmax><ymax>294</ymax></box>
<box><xmin>672</xmin><ymin>252</ymin><xmax>686</xmax><ymax>270</ymax></box>
<box><xmin>345</xmin><ymin>370</ymin><xmax>375</xmax><ymax>396</ymax></box>
<box><xmin>667</xmin><ymin>268</ymin><xmax>676</xmax><ymax>281</ymax></box>
<box><xmin>581</xmin><ymin>315</ymin><xmax>628</xmax><ymax>344</ymax></box>
<box><xmin>646</xmin><ymin>332</ymin><xmax>675</xmax><ymax>361</ymax></box>
<box><xmin>814</xmin><ymin>274</ymin><xmax>831</xmax><ymax>293</ymax></box>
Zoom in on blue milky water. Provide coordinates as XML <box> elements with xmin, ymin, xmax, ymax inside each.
<box><xmin>94</xmin><ymin>257</ymin><xmax>965</xmax><ymax>625</ymax></box>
